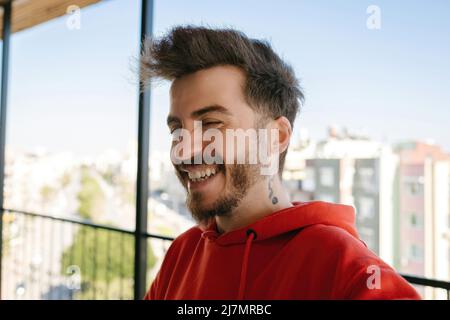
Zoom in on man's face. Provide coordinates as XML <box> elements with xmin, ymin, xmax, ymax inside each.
<box><xmin>167</xmin><ymin>65</ymin><xmax>264</xmax><ymax>225</ymax></box>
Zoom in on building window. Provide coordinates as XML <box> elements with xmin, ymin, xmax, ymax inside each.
<box><xmin>302</xmin><ymin>167</ymin><xmax>315</xmax><ymax>192</ymax></box>
<box><xmin>319</xmin><ymin>167</ymin><xmax>335</xmax><ymax>187</ymax></box>
<box><xmin>410</xmin><ymin>212</ymin><xmax>423</xmax><ymax>228</ymax></box>
<box><xmin>359</xmin><ymin>167</ymin><xmax>375</xmax><ymax>189</ymax></box>
<box><xmin>316</xmin><ymin>193</ymin><xmax>336</xmax><ymax>203</ymax></box>
<box><xmin>410</xmin><ymin>244</ymin><xmax>424</xmax><ymax>260</ymax></box>
<box><xmin>404</xmin><ymin>180</ymin><xmax>423</xmax><ymax>196</ymax></box>
<box><xmin>410</xmin><ymin>213</ymin><xmax>417</xmax><ymax>226</ymax></box>
<box><xmin>358</xmin><ymin>196</ymin><xmax>375</xmax><ymax>220</ymax></box>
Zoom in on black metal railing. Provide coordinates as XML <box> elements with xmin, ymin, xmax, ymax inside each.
<box><xmin>1</xmin><ymin>208</ymin><xmax>173</xmax><ymax>300</ymax></box>
<box><xmin>1</xmin><ymin>208</ymin><xmax>450</xmax><ymax>300</ymax></box>
<box><xmin>401</xmin><ymin>274</ymin><xmax>450</xmax><ymax>300</ymax></box>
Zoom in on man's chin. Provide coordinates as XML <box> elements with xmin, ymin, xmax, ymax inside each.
<box><xmin>187</xmin><ymin>197</ymin><xmax>218</xmax><ymax>217</ymax></box>
<box><xmin>188</xmin><ymin>205</ymin><xmax>215</xmax><ymax>226</ymax></box>
<box><xmin>182</xmin><ymin>164</ymin><xmax>255</xmax><ymax>224</ymax></box>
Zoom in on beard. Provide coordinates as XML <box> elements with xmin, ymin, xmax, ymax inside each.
<box><xmin>176</xmin><ymin>163</ymin><xmax>261</xmax><ymax>227</ymax></box>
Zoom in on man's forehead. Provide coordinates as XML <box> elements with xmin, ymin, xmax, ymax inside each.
<box><xmin>169</xmin><ymin>65</ymin><xmax>247</xmax><ymax>114</ymax></box>
<box><xmin>171</xmin><ymin>66</ymin><xmax>245</xmax><ymax>95</ymax></box>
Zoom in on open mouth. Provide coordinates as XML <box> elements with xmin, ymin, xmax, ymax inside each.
<box><xmin>179</xmin><ymin>165</ymin><xmax>224</xmax><ymax>191</ymax></box>
<box><xmin>187</xmin><ymin>167</ymin><xmax>218</xmax><ymax>182</ymax></box>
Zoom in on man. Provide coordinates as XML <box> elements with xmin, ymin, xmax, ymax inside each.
<box><xmin>141</xmin><ymin>26</ymin><xmax>420</xmax><ymax>300</ymax></box>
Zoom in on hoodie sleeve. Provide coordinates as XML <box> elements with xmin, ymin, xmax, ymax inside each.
<box><xmin>144</xmin><ymin>242</ymin><xmax>178</xmax><ymax>300</ymax></box>
<box><xmin>143</xmin><ymin>240</ymin><xmax>178</xmax><ymax>300</ymax></box>
<box><xmin>144</xmin><ymin>270</ymin><xmax>160</xmax><ymax>300</ymax></box>
<box><xmin>143</xmin><ymin>227</ymin><xmax>201</xmax><ymax>300</ymax></box>
<box><xmin>341</xmin><ymin>260</ymin><xmax>421</xmax><ymax>300</ymax></box>
<box><xmin>144</xmin><ymin>252</ymin><xmax>166</xmax><ymax>300</ymax></box>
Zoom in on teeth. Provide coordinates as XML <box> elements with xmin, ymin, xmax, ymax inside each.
<box><xmin>187</xmin><ymin>167</ymin><xmax>217</xmax><ymax>182</ymax></box>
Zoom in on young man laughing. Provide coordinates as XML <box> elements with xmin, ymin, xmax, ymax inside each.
<box><xmin>140</xmin><ymin>26</ymin><xmax>420</xmax><ymax>300</ymax></box>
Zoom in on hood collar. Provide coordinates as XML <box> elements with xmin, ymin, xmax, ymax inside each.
<box><xmin>200</xmin><ymin>201</ymin><xmax>358</xmax><ymax>246</ymax></box>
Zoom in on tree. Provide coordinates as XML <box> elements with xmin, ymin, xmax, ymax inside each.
<box><xmin>77</xmin><ymin>168</ymin><xmax>105</xmax><ymax>221</ymax></box>
<box><xmin>61</xmin><ymin>227</ymin><xmax>157</xmax><ymax>299</ymax></box>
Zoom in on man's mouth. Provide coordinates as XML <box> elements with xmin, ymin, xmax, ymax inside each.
<box><xmin>187</xmin><ymin>167</ymin><xmax>218</xmax><ymax>182</ymax></box>
<box><xmin>178</xmin><ymin>165</ymin><xmax>223</xmax><ymax>191</ymax></box>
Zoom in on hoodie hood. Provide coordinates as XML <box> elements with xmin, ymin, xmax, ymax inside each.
<box><xmin>200</xmin><ymin>201</ymin><xmax>360</xmax><ymax>299</ymax></box>
<box><xmin>200</xmin><ymin>201</ymin><xmax>359</xmax><ymax>246</ymax></box>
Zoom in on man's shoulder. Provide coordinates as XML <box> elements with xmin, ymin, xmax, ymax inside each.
<box><xmin>293</xmin><ymin>224</ymin><xmax>384</xmax><ymax>267</ymax></box>
<box><xmin>176</xmin><ymin>225</ymin><xmax>203</xmax><ymax>241</ymax></box>
<box><xmin>167</xmin><ymin>225</ymin><xmax>203</xmax><ymax>253</ymax></box>
<box><xmin>296</xmin><ymin>224</ymin><xmax>366</xmax><ymax>249</ymax></box>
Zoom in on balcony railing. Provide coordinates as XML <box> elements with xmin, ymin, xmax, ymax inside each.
<box><xmin>0</xmin><ymin>208</ymin><xmax>173</xmax><ymax>300</ymax></box>
<box><xmin>1</xmin><ymin>208</ymin><xmax>449</xmax><ymax>300</ymax></box>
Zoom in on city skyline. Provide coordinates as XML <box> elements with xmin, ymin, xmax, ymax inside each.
<box><xmin>6</xmin><ymin>0</ymin><xmax>450</xmax><ymax>157</ymax></box>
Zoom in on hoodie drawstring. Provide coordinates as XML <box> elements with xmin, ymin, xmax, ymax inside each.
<box><xmin>238</xmin><ymin>229</ymin><xmax>257</xmax><ymax>300</ymax></box>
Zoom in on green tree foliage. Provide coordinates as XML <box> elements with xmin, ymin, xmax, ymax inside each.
<box><xmin>61</xmin><ymin>227</ymin><xmax>157</xmax><ymax>299</ymax></box>
<box><xmin>77</xmin><ymin>168</ymin><xmax>105</xmax><ymax>220</ymax></box>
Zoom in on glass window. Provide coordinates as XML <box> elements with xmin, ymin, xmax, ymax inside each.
<box><xmin>358</xmin><ymin>196</ymin><xmax>375</xmax><ymax>220</ymax></box>
<box><xmin>316</xmin><ymin>193</ymin><xmax>336</xmax><ymax>203</ymax></box>
<box><xmin>410</xmin><ymin>244</ymin><xmax>424</xmax><ymax>260</ymax></box>
<box><xmin>319</xmin><ymin>167</ymin><xmax>335</xmax><ymax>187</ymax></box>
<box><xmin>3</xmin><ymin>0</ymin><xmax>141</xmax><ymax>300</ymax></box>
<box><xmin>302</xmin><ymin>166</ymin><xmax>315</xmax><ymax>192</ymax></box>
<box><xmin>359</xmin><ymin>167</ymin><xmax>375</xmax><ymax>189</ymax></box>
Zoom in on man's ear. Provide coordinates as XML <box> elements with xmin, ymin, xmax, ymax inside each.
<box><xmin>272</xmin><ymin>116</ymin><xmax>292</xmax><ymax>155</ymax></box>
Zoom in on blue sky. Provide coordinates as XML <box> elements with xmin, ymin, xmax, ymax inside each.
<box><xmin>7</xmin><ymin>0</ymin><xmax>450</xmax><ymax>155</ymax></box>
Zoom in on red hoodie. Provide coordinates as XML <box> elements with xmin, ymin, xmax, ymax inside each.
<box><xmin>146</xmin><ymin>201</ymin><xmax>420</xmax><ymax>300</ymax></box>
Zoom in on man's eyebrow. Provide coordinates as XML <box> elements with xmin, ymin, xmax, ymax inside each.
<box><xmin>191</xmin><ymin>105</ymin><xmax>232</xmax><ymax>118</ymax></box>
<box><xmin>166</xmin><ymin>105</ymin><xmax>231</xmax><ymax>126</ymax></box>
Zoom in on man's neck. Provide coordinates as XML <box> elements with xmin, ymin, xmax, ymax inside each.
<box><xmin>215</xmin><ymin>175</ymin><xmax>292</xmax><ymax>234</ymax></box>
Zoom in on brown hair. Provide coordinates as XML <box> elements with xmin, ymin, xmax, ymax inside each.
<box><xmin>140</xmin><ymin>25</ymin><xmax>304</xmax><ymax>175</ymax></box>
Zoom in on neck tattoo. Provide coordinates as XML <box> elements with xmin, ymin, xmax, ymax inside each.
<box><xmin>268</xmin><ymin>176</ymin><xmax>279</xmax><ymax>205</ymax></box>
